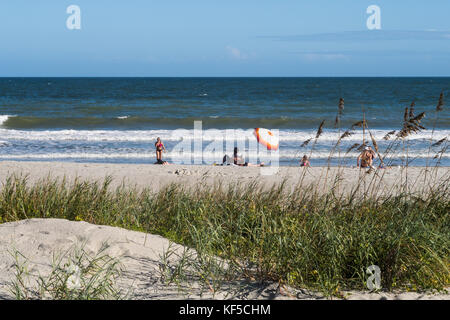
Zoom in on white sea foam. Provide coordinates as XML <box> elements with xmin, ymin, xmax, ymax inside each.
<box><xmin>0</xmin><ymin>128</ymin><xmax>448</xmax><ymax>143</ymax></box>
<box><xmin>0</xmin><ymin>150</ymin><xmax>447</xmax><ymax>161</ymax></box>
<box><xmin>0</xmin><ymin>115</ymin><xmax>14</xmax><ymax>126</ymax></box>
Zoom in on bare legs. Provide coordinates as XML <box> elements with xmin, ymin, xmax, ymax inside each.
<box><xmin>156</xmin><ymin>150</ymin><xmax>162</xmax><ymax>161</ymax></box>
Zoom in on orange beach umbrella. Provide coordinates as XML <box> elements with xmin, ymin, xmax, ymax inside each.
<box><xmin>254</xmin><ymin>128</ymin><xmax>279</xmax><ymax>150</ymax></box>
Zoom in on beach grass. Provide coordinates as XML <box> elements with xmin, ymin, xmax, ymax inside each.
<box><xmin>8</xmin><ymin>242</ymin><xmax>126</xmax><ymax>300</ymax></box>
<box><xmin>0</xmin><ymin>172</ymin><xmax>448</xmax><ymax>297</ymax></box>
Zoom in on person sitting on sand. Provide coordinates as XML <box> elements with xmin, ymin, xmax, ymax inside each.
<box><xmin>357</xmin><ymin>146</ymin><xmax>376</xmax><ymax>168</ymax></box>
<box><xmin>222</xmin><ymin>154</ymin><xmax>232</xmax><ymax>165</ymax></box>
<box><xmin>233</xmin><ymin>147</ymin><xmax>245</xmax><ymax>165</ymax></box>
<box><xmin>155</xmin><ymin>137</ymin><xmax>166</xmax><ymax>164</ymax></box>
<box><xmin>300</xmin><ymin>155</ymin><xmax>310</xmax><ymax>167</ymax></box>
<box><xmin>233</xmin><ymin>147</ymin><xmax>264</xmax><ymax>167</ymax></box>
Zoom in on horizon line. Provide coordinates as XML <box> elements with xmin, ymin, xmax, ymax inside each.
<box><xmin>1</xmin><ymin>76</ymin><xmax>450</xmax><ymax>78</ymax></box>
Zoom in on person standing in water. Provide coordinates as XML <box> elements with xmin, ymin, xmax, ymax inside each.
<box><xmin>155</xmin><ymin>137</ymin><xmax>166</xmax><ymax>164</ymax></box>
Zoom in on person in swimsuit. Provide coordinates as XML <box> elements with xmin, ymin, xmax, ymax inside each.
<box><xmin>233</xmin><ymin>147</ymin><xmax>246</xmax><ymax>166</ymax></box>
<box><xmin>357</xmin><ymin>146</ymin><xmax>376</xmax><ymax>168</ymax></box>
<box><xmin>155</xmin><ymin>137</ymin><xmax>166</xmax><ymax>164</ymax></box>
<box><xmin>300</xmin><ymin>155</ymin><xmax>310</xmax><ymax>167</ymax></box>
<box><xmin>233</xmin><ymin>147</ymin><xmax>264</xmax><ymax>167</ymax></box>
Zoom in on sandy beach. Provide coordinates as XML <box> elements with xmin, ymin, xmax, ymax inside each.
<box><xmin>0</xmin><ymin>161</ymin><xmax>448</xmax><ymax>196</ymax></box>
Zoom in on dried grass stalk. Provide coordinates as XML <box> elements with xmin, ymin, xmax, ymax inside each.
<box><xmin>357</xmin><ymin>143</ymin><xmax>367</xmax><ymax>152</ymax></box>
<box><xmin>409</xmin><ymin>102</ymin><xmax>415</xmax><ymax>119</ymax></box>
<box><xmin>346</xmin><ymin>143</ymin><xmax>359</xmax><ymax>153</ymax></box>
<box><xmin>338</xmin><ymin>98</ymin><xmax>344</xmax><ymax>115</ymax></box>
<box><xmin>369</xmin><ymin>131</ymin><xmax>379</xmax><ymax>154</ymax></box>
<box><xmin>436</xmin><ymin>92</ymin><xmax>444</xmax><ymax>112</ymax></box>
<box><xmin>351</xmin><ymin>120</ymin><xmax>366</xmax><ymax>130</ymax></box>
<box><xmin>383</xmin><ymin>130</ymin><xmax>396</xmax><ymax>140</ymax></box>
<box><xmin>301</xmin><ymin>138</ymin><xmax>312</xmax><ymax>148</ymax></box>
<box><xmin>335</xmin><ymin>98</ymin><xmax>345</xmax><ymax>127</ymax></box>
<box><xmin>315</xmin><ymin>120</ymin><xmax>325</xmax><ymax>139</ymax></box>
<box><xmin>411</xmin><ymin>112</ymin><xmax>426</xmax><ymax>123</ymax></box>
<box><xmin>432</xmin><ymin>137</ymin><xmax>447</xmax><ymax>147</ymax></box>
<box><xmin>339</xmin><ymin>130</ymin><xmax>354</xmax><ymax>140</ymax></box>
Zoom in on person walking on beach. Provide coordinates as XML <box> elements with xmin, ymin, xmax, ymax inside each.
<box><xmin>300</xmin><ymin>155</ymin><xmax>310</xmax><ymax>167</ymax></box>
<box><xmin>155</xmin><ymin>137</ymin><xmax>166</xmax><ymax>164</ymax></box>
<box><xmin>357</xmin><ymin>146</ymin><xmax>376</xmax><ymax>168</ymax></box>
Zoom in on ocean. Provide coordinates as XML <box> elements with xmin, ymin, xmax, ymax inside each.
<box><xmin>0</xmin><ymin>77</ymin><xmax>448</xmax><ymax>166</ymax></box>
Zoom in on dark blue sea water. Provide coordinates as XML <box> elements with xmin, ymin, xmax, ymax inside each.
<box><xmin>0</xmin><ymin>77</ymin><xmax>448</xmax><ymax>166</ymax></box>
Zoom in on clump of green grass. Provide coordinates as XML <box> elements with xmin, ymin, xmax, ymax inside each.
<box><xmin>8</xmin><ymin>242</ymin><xmax>127</xmax><ymax>300</ymax></box>
<box><xmin>0</xmin><ymin>174</ymin><xmax>449</xmax><ymax>297</ymax></box>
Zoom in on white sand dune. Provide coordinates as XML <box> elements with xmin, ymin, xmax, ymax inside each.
<box><xmin>0</xmin><ymin>219</ymin><xmax>448</xmax><ymax>300</ymax></box>
<box><xmin>0</xmin><ymin>218</ymin><xmax>305</xmax><ymax>300</ymax></box>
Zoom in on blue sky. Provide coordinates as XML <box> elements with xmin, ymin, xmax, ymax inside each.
<box><xmin>1</xmin><ymin>0</ymin><xmax>450</xmax><ymax>76</ymax></box>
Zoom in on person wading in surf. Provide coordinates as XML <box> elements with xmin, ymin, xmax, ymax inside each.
<box><xmin>155</xmin><ymin>137</ymin><xmax>167</xmax><ymax>164</ymax></box>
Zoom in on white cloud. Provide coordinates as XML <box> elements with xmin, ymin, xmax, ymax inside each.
<box><xmin>226</xmin><ymin>46</ymin><xmax>248</xmax><ymax>60</ymax></box>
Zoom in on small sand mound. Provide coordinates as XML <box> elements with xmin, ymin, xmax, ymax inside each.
<box><xmin>0</xmin><ymin>219</ymin><xmax>300</xmax><ymax>300</ymax></box>
<box><xmin>0</xmin><ymin>219</ymin><xmax>448</xmax><ymax>300</ymax></box>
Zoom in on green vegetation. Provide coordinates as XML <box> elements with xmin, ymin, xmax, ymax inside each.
<box><xmin>8</xmin><ymin>242</ymin><xmax>126</xmax><ymax>300</ymax></box>
<box><xmin>1</xmin><ymin>173</ymin><xmax>448</xmax><ymax>297</ymax></box>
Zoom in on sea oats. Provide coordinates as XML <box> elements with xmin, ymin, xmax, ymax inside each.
<box><xmin>334</xmin><ymin>115</ymin><xmax>339</xmax><ymax>127</ymax></box>
<box><xmin>301</xmin><ymin>138</ymin><xmax>312</xmax><ymax>147</ymax></box>
<box><xmin>357</xmin><ymin>143</ymin><xmax>367</xmax><ymax>152</ymax></box>
<box><xmin>338</xmin><ymin>98</ymin><xmax>344</xmax><ymax>115</ymax></box>
<box><xmin>436</xmin><ymin>92</ymin><xmax>444</xmax><ymax>112</ymax></box>
<box><xmin>383</xmin><ymin>130</ymin><xmax>396</xmax><ymax>140</ymax></box>
<box><xmin>397</xmin><ymin>109</ymin><xmax>426</xmax><ymax>139</ymax></box>
<box><xmin>411</xmin><ymin>112</ymin><xmax>426</xmax><ymax>123</ymax></box>
<box><xmin>315</xmin><ymin>120</ymin><xmax>325</xmax><ymax>139</ymax></box>
<box><xmin>369</xmin><ymin>131</ymin><xmax>379</xmax><ymax>154</ymax></box>
<box><xmin>334</xmin><ymin>98</ymin><xmax>345</xmax><ymax>127</ymax></box>
<box><xmin>346</xmin><ymin>143</ymin><xmax>359</xmax><ymax>153</ymax></box>
<box><xmin>339</xmin><ymin>130</ymin><xmax>353</xmax><ymax>140</ymax></box>
<box><xmin>351</xmin><ymin>120</ymin><xmax>365</xmax><ymax>130</ymax></box>
<box><xmin>409</xmin><ymin>101</ymin><xmax>415</xmax><ymax>119</ymax></box>
<box><xmin>404</xmin><ymin>107</ymin><xmax>409</xmax><ymax>122</ymax></box>
<box><xmin>432</xmin><ymin>137</ymin><xmax>447</xmax><ymax>147</ymax></box>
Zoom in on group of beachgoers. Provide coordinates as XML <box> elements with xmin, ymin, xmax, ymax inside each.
<box><xmin>154</xmin><ymin>137</ymin><xmax>378</xmax><ymax>169</ymax></box>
